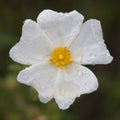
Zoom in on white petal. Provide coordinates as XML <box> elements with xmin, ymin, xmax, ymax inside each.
<box><xmin>17</xmin><ymin>62</ymin><xmax>58</xmax><ymax>103</ymax></box>
<box><xmin>54</xmin><ymin>63</ymin><xmax>98</xmax><ymax>110</ymax></box>
<box><xmin>70</xmin><ymin>19</ymin><xmax>113</xmax><ymax>65</ymax></box>
<box><xmin>65</xmin><ymin>64</ymin><xmax>98</xmax><ymax>94</ymax></box>
<box><xmin>37</xmin><ymin>9</ymin><xmax>84</xmax><ymax>47</ymax></box>
<box><xmin>9</xmin><ymin>19</ymin><xmax>53</xmax><ymax>65</ymax></box>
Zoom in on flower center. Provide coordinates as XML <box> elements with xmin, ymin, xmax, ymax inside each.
<box><xmin>50</xmin><ymin>47</ymin><xmax>72</xmax><ymax>68</ymax></box>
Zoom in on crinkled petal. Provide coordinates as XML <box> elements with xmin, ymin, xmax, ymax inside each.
<box><xmin>37</xmin><ymin>9</ymin><xmax>84</xmax><ymax>47</ymax></box>
<box><xmin>9</xmin><ymin>19</ymin><xmax>53</xmax><ymax>65</ymax></box>
<box><xmin>70</xmin><ymin>19</ymin><xmax>113</xmax><ymax>65</ymax></box>
<box><xmin>54</xmin><ymin>63</ymin><xmax>98</xmax><ymax>110</ymax></box>
<box><xmin>17</xmin><ymin>62</ymin><xmax>58</xmax><ymax>103</ymax></box>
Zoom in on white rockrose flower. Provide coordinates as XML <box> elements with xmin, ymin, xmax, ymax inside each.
<box><xmin>9</xmin><ymin>9</ymin><xmax>113</xmax><ymax>110</ymax></box>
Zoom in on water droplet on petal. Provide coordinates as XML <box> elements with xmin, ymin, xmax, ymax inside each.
<box><xmin>90</xmin><ymin>54</ymin><xmax>95</xmax><ymax>59</ymax></box>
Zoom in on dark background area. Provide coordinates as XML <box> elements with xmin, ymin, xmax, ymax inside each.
<box><xmin>0</xmin><ymin>0</ymin><xmax>120</xmax><ymax>120</ymax></box>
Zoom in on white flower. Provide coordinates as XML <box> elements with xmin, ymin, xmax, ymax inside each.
<box><xmin>9</xmin><ymin>9</ymin><xmax>113</xmax><ymax>110</ymax></box>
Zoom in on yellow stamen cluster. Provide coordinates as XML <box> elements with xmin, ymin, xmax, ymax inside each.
<box><xmin>50</xmin><ymin>47</ymin><xmax>72</xmax><ymax>68</ymax></box>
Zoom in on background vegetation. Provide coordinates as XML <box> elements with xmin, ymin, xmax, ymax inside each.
<box><xmin>0</xmin><ymin>0</ymin><xmax>120</xmax><ymax>120</ymax></box>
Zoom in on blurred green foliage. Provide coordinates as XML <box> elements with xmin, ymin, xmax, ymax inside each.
<box><xmin>0</xmin><ymin>0</ymin><xmax>120</xmax><ymax>120</ymax></box>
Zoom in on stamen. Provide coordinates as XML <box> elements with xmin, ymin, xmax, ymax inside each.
<box><xmin>50</xmin><ymin>47</ymin><xmax>72</xmax><ymax>68</ymax></box>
